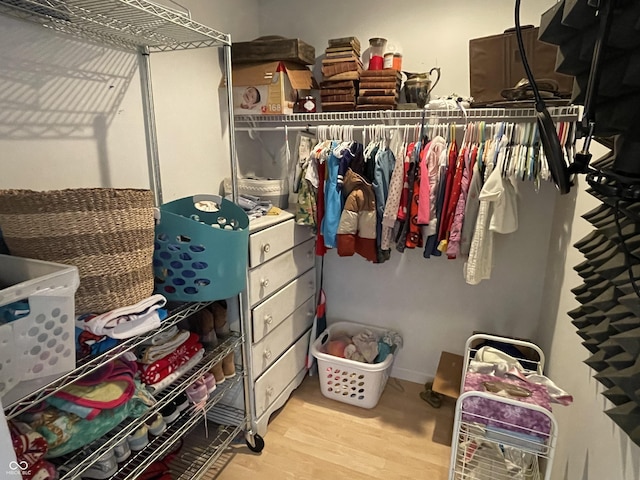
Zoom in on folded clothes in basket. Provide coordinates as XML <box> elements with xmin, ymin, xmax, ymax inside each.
<box><xmin>0</xmin><ymin>299</ymin><xmax>30</xmax><ymax>323</ymax></box>
<box><xmin>76</xmin><ymin>294</ymin><xmax>167</xmax><ymax>339</ymax></box>
<box><xmin>470</xmin><ymin>346</ymin><xmax>573</xmax><ymax>405</ymax></box>
<box><xmin>325</xmin><ymin>328</ymin><xmax>402</xmax><ymax>364</ymax></box>
<box><xmin>463</xmin><ymin>372</ymin><xmax>552</xmax><ymax>438</ymax></box>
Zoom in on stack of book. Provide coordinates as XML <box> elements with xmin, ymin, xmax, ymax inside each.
<box><xmin>320</xmin><ymin>37</ymin><xmax>361</xmax><ymax>112</ymax></box>
<box><xmin>356</xmin><ymin>70</ymin><xmax>402</xmax><ymax>111</ymax></box>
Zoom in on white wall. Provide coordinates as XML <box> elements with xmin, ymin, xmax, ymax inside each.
<box><xmin>258</xmin><ymin>0</ymin><xmax>553</xmax><ymax>100</ymax></box>
<box><xmin>255</xmin><ymin>0</ymin><xmax>557</xmax><ymax>383</ymax></box>
<box><xmin>538</xmin><ymin>144</ymin><xmax>640</xmax><ymax>480</ymax></box>
<box><xmin>0</xmin><ymin>0</ymin><xmax>261</xmax><ymax>199</ymax></box>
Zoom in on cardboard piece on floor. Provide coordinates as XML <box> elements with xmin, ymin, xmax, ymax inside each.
<box><xmin>432</xmin><ymin>351</ymin><xmax>464</xmax><ymax>399</ymax></box>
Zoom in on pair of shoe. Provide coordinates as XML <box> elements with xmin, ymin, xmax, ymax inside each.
<box><xmin>210</xmin><ymin>352</ymin><xmax>236</xmax><ymax>384</ymax></box>
<box><xmin>188</xmin><ymin>308</ymin><xmax>218</xmax><ymax>349</ymax></box>
<box><xmin>124</xmin><ymin>410</ymin><xmax>168</xmax><ymax>454</ymax></box>
<box><xmin>186</xmin><ymin>372</ymin><xmax>216</xmax><ymax>404</ymax></box>
<box><xmin>159</xmin><ymin>391</ymin><xmax>189</xmax><ymax>424</ymax></box>
<box><xmin>209</xmin><ymin>300</ymin><xmax>230</xmax><ymax>337</ymax></box>
<box><xmin>82</xmin><ymin>450</ymin><xmax>118</xmax><ymax>479</ymax></box>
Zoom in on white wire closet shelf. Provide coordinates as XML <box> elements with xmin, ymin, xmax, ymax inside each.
<box><xmin>0</xmin><ymin>0</ymin><xmax>230</xmax><ymax>51</ymax></box>
<box><xmin>235</xmin><ymin>106</ymin><xmax>581</xmax><ymax>127</ymax></box>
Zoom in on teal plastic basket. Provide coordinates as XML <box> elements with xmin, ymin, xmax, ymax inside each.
<box><xmin>153</xmin><ymin>194</ymin><xmax>249</xmax><ymax>302</ymax></box>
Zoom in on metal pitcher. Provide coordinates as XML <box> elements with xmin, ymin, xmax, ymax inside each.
<box><xmin>403</xmin><ymin>67</ymin><xmax>441</xmax><ymax>108</ymax></box>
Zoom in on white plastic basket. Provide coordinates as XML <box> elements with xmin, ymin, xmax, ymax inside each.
<box><xmin>0</xmin><ymin>254</ymin><xmax>79</xmax><ymax>400</ymax></box>
<box><xmin>310</xmin><ymin>321</ymin><xmax>399</xmax><ymax>409</ymax></box>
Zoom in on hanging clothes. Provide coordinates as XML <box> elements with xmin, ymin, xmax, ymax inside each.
<box><xmin>437</xmin><ymin>138</ymin><xmax>459</xmax><ymax>242</ymax></box>
<box><xmin>338</xmin><ymin>142</ymin><xmax>364</xmax><ymax>189</ymax></box>
<box><xmin>460</xmin><ymin>156</ymin><xmax>483</xmax><ymax>256</ymax></box>
<box><xmin>416</xmin><ymin>140</ymin><xmax>433</xmax><ymax>225</ymax></box>
<box><xmin>464</xmin><ymin>133</ymin><xmax>510</xmax><ymax>285</ymax></box>
<box><xmin>405</xmin><ymin>141</ymin><xmax>425</xmax><ymax>249</ymax></box>
<box><xmin>372</xmin><ymin>146</ymin><xmax>396</xmax><ymax>263</ymax></box>
<box><xmin>381</xmin><ymin>141</ymin><xmax>411</xmax><ymax>251</ymax></box>
<box><xmin>336</xmin><ymin>168</ymin><xmax>377</xmax><ymax>262</ymax></box>
<box><xmin>424</xmin><ymin>146</ymin><xmax>448</xmax><ymax>257</ymax></box>
<box><xmin>295</xmin><ymin>145</ymin><xmax>319</xmax><ymax>227</ymax></box>
<box><xmin>380</xmin><ymin>130</ymin><xmax>406</xmax><ymax>252</ymax></box>
<box><xmin>315</xmin><ymin>141</ymin><xmax>332</xmax><ymax>256</ymax></box>
<box><xmin>447</xmin><ymin>143</ymin><xmax>477</xmax><ymax>258</ymax></box>
<box><xmin>321</xmin><ymin>141</ymin><xmax>344</xmax><ymax>249</ymax></box>
<box><xmin>439</xmin><ymin>142</ymin><xmax>466</xmax><ymax>253</ymax></box>
<box><xmin>396</xmin><ymin>142</ymin><xmax>420</xmax><ymax>253</ymax></box>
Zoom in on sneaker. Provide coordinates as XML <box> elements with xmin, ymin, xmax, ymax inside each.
<box><xmin>202</xmin><ymin>372</ymin><xmax>216</xmax><ymax>394</ymax></box>
<box><xmin>173</xmin><ymin>392</ymin><xmax>189</xmax><ymax>413</ymax></box>
<box><xmin>160</xmin><ymin>402</ymin><xmax>179</xmax><ymax>424</ymax></box>
<box><xmin>186</xmin><ymin>379</ymin><xmax>208</xmax><ymax>404</ymax></box>
<box><xmin>127</xmin><ymin>425</ymin><xmax>149</xmax><ymax>452</ymax></box>
<box><xmin>114</xmin><ymin>437</ymin><xmax>131</xmax><ymax>463</ymax></box>
<box><xmin>145</xmin><ymin>412</ymin><xmax>167</xmax><ymax>437</ymax></box>
<box><xmin>82</xmin><ymin>450</ymin><xmax>118</xmax><ymax>479</ymax></box>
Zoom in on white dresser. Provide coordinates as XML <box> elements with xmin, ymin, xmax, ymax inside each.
<box><xmin>244</xmin><ymin>210</ymin><xmax>316</xmax><ymax>436</ymax></box>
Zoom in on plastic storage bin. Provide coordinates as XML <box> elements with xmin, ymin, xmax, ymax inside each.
<box><xmin>311</xmin><ymin>321</ymin><xmax>400</xmax><ymax>409</ymax></box>
<box><xmin>223</xmin><ymin>177</ymin><xmax>289</xmax><ymax>210</ymax></box>
<box><xmin>153</xmin><ymin>194</ymin><xmax>249</xmax><ymax>302</ymax></box>
<box><xmin>0</xmin><ymin>254</ymin><xmax>79</xmax><ymax>400</ymax></box>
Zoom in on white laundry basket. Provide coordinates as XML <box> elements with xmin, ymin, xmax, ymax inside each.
<box><xmin>311</xmin><ymin>321</ymin><xmax>400</xmax><ymax>409</ymax></box>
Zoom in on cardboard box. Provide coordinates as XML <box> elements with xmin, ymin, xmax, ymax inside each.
<box><xmin>232</xmin><ymin>37</ymin><xmax>315</xmax><ymax>66</ymax></box>
<box><xmin>469</xmin><ymin>26</ymin><xmax>574</xmax><ymax>105</ymax></box>
<box><xmin>432</xmin><ymin>351</ymin><xmax>464</xmax><ymax>399</ymax></box>
<box><xmin>224</xmin><ymin>61</ymin><xmax>317</xmax><ymax>115</ymax></box>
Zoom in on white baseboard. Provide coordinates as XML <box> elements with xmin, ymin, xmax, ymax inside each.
<box><xmin>390</xmin><ymin>366</ymin><xmax>435</xmax><ymax>385</ymax></box>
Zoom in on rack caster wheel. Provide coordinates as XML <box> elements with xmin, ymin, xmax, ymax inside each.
<box><xmin>245</xmin><ymin>433</ymin><xmax>264</xmax><ymax>453</ymax></box>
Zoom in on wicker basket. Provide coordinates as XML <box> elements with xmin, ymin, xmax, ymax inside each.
<box><xmin>0</xmin><ymin>188</ymin><xmax>155</xmax><ymax>315</ymax></box>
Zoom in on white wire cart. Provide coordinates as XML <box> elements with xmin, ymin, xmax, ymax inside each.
<box><xmin>449</xmin><ymin>334</ymin><xmax>558</xmax><ymax>480</ymax></box>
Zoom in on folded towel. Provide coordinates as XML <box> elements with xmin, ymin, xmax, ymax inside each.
<box><xmin>139</xmin><ymin>333</ymin><xmax>201</xmax><ymax>384</ymax></box>
<box><xmin>137</xmin><ymin>330</ymin><xmax>190</xmax><ymax>364</ymax></box>
<box><xmin>141</xmin><ymin>325</ymin><xmax>178</xmax><ymax>346</ymax></box>
<box><xmin>146</xmin><ymin>348</ymin><xmax>205</xmax><ymax>394</ymax></box>
<box><xmin>76</xmin><ymin>295</ymin><xmax>167</xmax><ymax>339</ymax></box>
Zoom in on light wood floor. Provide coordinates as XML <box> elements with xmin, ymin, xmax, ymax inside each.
<box><xmin>207</xmin><ymin>375</ymin><xmax>455</xmax><ymax>480</ymax></box>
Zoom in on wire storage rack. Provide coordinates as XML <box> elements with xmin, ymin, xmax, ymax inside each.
<box><xmin>449</xmin><ymin>334</ymin><xmax>558</xmax><ymax>480</ymax></box>
<box><xmin>0</xmin><ymin>0</ymin><xmax>261</xmax><ymax>478</ymax></box>
<box><xmin>55</xmin><ymin>334</ymin><xmax>243</xmax><ymax>480</ymax></box>
<box><xmin>234</xmin><ymin>106</ymin><xmax>581</xmax><ymax>131</ymax></box>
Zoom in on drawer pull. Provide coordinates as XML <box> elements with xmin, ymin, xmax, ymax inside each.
<box><xmin>262</xmin><ymin>243</ymin><xmax>271</xmax><ymax>253</ymax></box>
<box><xmin>264</xmin><ymin>349</ymin><xmax>272</xmax><ymax>359</ymax></box>
<box><xmin>260</xmin><ymin>278</ymin><xmax>270</xmax><ymax>288</ymax></box>
<box><xmin>309</xmin><ymin>281</ymin><xmax>314</xmax><ymax>288</ymax></box>
<box><xmin>306</xmin><ymin>250</ymin><xmax>313</xmax><ymax>258</ymax></box>
<box><xmin>307</xmin><ymin>311</ymin><xmax>314</xmax><ymax>317</ymax></box>
<box><xmin>264</xmin><ymin>314</ymin><xmax>273</xmax><ymax>325</ymax></box>
<box><xmin>266</xmin><ymin>386</ymin><xmax>274</xmax><ymax>397</ymax></box>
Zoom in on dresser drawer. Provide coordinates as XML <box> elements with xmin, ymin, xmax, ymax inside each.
<box><xmin>249</xmin><ymin>219</ymin><xmax>315</xmax><ymax>268</ymax></box>
<box><xmin>248</xmin><ymin>238</ymin><xmax>315</xmax><ymax>307</ymax></box>
<box><xmin>252</xmin><ymin>269</ymin><xmax>315</xmax><ymax>343</ymax></box>
<box><xmin>251</xmin><ymin>296</ymin><xmax>315</xmax><ymax>377</ymax></box>
<box><xmin>254</xmin><ymin>330</ymin><xmax>311</xmax><ymax>418</ymax></box>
